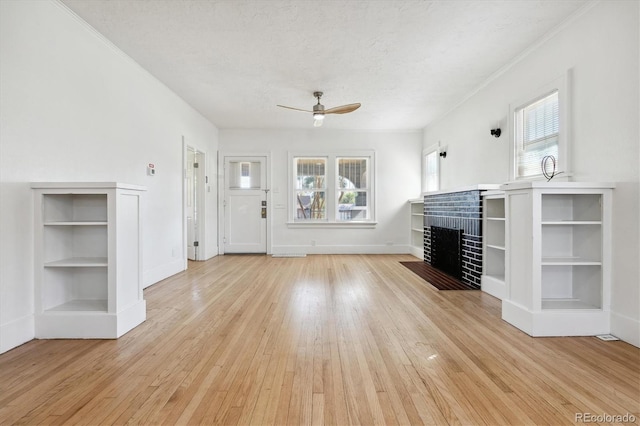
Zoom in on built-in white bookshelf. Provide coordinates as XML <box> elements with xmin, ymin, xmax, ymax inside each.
<box><xmin>409</xmin><ymin>198</ymin><xmax>424</xmax><ymax>259</ymax></box>
<box><xmin>501</xmin><ymin>181</ymin><xmax>613</xmax><ymax>336</ymax></box>
<box><xmin>481</xmin><ymin>191</ymin><xmax>505</xmax><ymax>299</ymax></box>
<box><xmin>32</xmin><ymin>182</ymin><xmax>146</xmax><ymax>338</ymax></box>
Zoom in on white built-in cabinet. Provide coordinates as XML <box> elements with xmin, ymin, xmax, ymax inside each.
<box><xmin>409</xmin><ymin>198</ymin><xmax>424</xmax><ymax>259</ymax></box>
<box><xmin>501</xmin><ymin>181</ymin><xmax>614</xmax><ymax>336</ymax></box>
<box><xmin>32</xmin><ymin>182</ymin><xmax>146</xmax><ymax>338</ymax></box>
<box><xmin>481</xmin><ymin>191</ymin><xmax>506</xmax><ymax>299</ymax></box>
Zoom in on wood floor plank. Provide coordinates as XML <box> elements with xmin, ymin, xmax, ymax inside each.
<box><xmin>0</xmin><ymin>254</ymin><xmax>638</xmax><ymax>425</ymax></box>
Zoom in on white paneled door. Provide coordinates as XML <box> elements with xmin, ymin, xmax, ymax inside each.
<box><xmin>223</xmin><ymin>156</ymin><xmax>268</xmax><ymax>253</ymax></box>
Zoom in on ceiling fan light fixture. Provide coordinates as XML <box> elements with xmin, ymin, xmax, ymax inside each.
<box><xmin>277</xmin><ymin>91</ymin><xmax>360</xmax><ymax>127</ymax></box>
<box><xmin>313</xmin><ymin>101</ymin><xmax>325</xmax><ymax>117</ymax></box>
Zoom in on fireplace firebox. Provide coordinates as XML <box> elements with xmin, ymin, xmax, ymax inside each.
<box><xmin>430</xmin><ymin>226</ymin><xmax>463</xmax><ymax>279</ymax></box>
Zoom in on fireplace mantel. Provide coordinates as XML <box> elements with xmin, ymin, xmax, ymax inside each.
<box><xmin>423</xmin><ymin>184</ymin><xmax>500</xmax><ymax>197</ymax></box>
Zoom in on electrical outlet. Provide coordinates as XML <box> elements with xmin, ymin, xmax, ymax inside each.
<box><xmin>311</xmin><ymin>240</ymin><xmax>316</xmax><ymax>246</ymax></box>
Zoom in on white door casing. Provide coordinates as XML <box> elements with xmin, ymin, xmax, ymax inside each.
<box><xmin>186</xmin><ymin>148</ymin><xmax>196</xmax><ymax>260</ymax></box>
<box><xmin>184</xmin><ymin>143</ymin><xmax>207</xmax><ymax>263</ymax></box>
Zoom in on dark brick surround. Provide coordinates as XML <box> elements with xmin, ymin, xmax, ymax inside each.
<box><xmin>423</xmin><ymin>190</ymin><xmax>483</xmax><ymax>288</ymax></box>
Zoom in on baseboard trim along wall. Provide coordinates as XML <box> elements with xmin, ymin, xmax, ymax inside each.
<box><xmin>0</xmin><ymin>314</ymin><xmax>34</xmax><ymax>354</ymax></box>
<box><xmin>611</xmin><ymin>311</ymin><xmax>640</xmax><ymax>348</ymax></box>
<box><xmin>272</xmin><ymin>244</ymin><xmax>411</xmax><ymax>256</ymax></box>
<box><xmin>143</xmin><ymin>258</ymin><xmax>185</xmax><ymax>289</ymax></box>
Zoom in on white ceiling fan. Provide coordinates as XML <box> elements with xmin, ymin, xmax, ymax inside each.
<box><xmin>277</xmin><ymin>92</ymin><xmax>361</xmax><ymax>127</ymax></box>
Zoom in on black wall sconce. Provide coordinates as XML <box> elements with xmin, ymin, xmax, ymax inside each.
<box><xmin>439</xmin><ymin>150</ymin><xmax>447</xmax><ymax>158</ymax></box>
<box><xmin>490</xmin><ymin>128</ymin><xmax>501</xmax><ymax>138</ymax></box>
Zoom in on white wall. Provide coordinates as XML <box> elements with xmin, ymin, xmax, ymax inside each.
<box><xmin>0</xmin><ymin>0</ymin><xmax>219</xmax><ymax>353</ymax></box>
<box><xmin>424</xmin><ymin>1</ymin><xmax>640</xmax><ymax>346</ymax></box>
<box><xmin>220</xmin><ymin>129</ymin><xmax>422</xmax><ymax>254</ymax></box>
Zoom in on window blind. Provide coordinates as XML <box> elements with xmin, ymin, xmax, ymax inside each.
<box><xmin>517</xmin><ymin>91</ymin><xmax>559</xmax><ymax>178</ymax></box>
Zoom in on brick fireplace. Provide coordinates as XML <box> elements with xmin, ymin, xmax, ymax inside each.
<box><xmin>423</xmin><ymin>187</ymin><xmax>496</xmax><ymax>288</ymax></box>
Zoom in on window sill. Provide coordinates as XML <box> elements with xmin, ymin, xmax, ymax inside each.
<box><xmin>287</xmin><ymin>221</ymin><xmax>378</xmax><ymax>229</ymax></box>
<box><xmin>506</xmin><ymin>172</ymin><xmax>573</xmax><ymax>184</ymax></box>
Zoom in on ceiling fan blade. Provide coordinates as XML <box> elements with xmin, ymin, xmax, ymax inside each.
<box><xmin>277</xmin><ymin>105</ymin><xmax>314</xmax><ymax>113</ymax></box>
<box><xmin>324</xmin><ymin>103</ymin><xmax>361</xmax><ymax>114</ymax></box>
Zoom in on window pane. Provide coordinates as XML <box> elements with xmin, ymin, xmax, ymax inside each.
<box><xmin>296</xmin><ymin>191</ymin><xmax>326</xmax><ymax>219</ymax></box>
<box><xmin>296</xmin><ymin>158</ymin><xmax>326</xmax><ymax>190</ymax></box>
<box><xmin>337</xmin><ymin>158</ymin><xmax>367</xmax><ymax>189</ymax></box>
<box><xmin>425</xmin><ymin>151</ymin><xmax>439</xmax><ymax>192</ymax></box>
<box><xmin>523</xmin><ymin>91</ymin><xmax>559</xmax><ymax>146</ymax></box>
<box><xmin>518</xmin><ymin>138</ymin><xmax>559</xmax><ymax>178</ymax></box>
<box><xmin>229</xmin><ymin>161</ymin><xmax>261</xmax><ymax>189</ymax></box>
<box><xmin>337</xmin><ymin>157</ymin><xmax>369</xmax><ymax>221</ymax></box>
<box><xmin>295</xmin><ymin>158</ymin><xmax>326</xmax><ymax>220</ymax></box>
<box><xmin>337</xmin><ymin>191</ymin><xmax>368</xmax><ymax>221</ymax></box>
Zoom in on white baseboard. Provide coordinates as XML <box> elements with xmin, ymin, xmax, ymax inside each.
<box><xmin>204</xmin><ymin>247</ymin><xmax>219</xmax><ymax>261</ymax></box>
<box><xmin>409</xmin><ymin>246</ymin><xmax>424</xmax><ymax>259</ymax></box>
<box><xmin>502</xmin><ymin>299</ymin><xmax>610</xmax><ymax>337</ymax></box>
<box><xmin>0</xmin><ymin>314</ymin><xmax>34</xmax><ymax>354</ymax></box>
<box><xmin>502</xmin><ymin>299</ymin><xmax>533</xmax><ymax>335</ymax></box>
<box><xmin>610</xmin><ymin>311</ymin><xmax>640</xmax><ymax>348</ymax></box>
<box><xmin>143</xmin><ymin>258</ymin><xmax>185</xmax><ymax>289</ymax></box>
<box><xmin>116</xmin><ymin>300</ymin><xmax>146</xmax><ymax>337</ymax></box>
<box><xmin>272</xmin><ymin>244</ymin><xmax>411</xmax><ymax>255</ymax></box>
<box><xmin>481</xmin><ymin>275</ymin><xmax>505</xmax><ymax>300</ymax></box>
<box><xmin>35</xmin><ymin>301</ymin><xmax>146</xmax><ymax>339</ymax></box>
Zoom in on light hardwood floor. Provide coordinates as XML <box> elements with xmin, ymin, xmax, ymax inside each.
<box><xmin>1</xmin><ymin>254</ymin><xmax>638</xmax><ymax>425</ymax></box>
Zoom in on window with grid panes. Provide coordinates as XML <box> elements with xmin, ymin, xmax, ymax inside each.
<box><xmin>291</xmin><ymin>152</ymin><xmax>375</xmax><ymax>223</ymax></box>
<box><xmin>337</xmin><ymin>157</ymin><xmax>370</xmax><ymax>221</ymax></box>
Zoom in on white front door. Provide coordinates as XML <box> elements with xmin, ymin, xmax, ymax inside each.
<box><xmin>223</xmin><ymin>156</ymin><xmax>267</xmax><ymax>253</ymax></box>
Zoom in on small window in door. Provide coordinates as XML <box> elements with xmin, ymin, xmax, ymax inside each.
<box><xmin>240</xmin><ymin>162</ymin><xmax>251</xmax><ymax>188</ymax></box>
<box><xmin>229</xmin><ymin>161</ymin><xmax>261</xmax><ymax>189</ymax></box>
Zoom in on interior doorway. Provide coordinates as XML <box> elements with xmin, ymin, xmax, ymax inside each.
<box><xmin>185</xmin><ymin>145</ymin><xmax>206</xmax><ymax>261</ymax></box>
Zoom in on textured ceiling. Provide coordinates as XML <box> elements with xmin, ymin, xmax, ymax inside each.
<box><xmin>60</xmin><ymin>0</ymin><xmax>589</xmax><ymax>130</ymax></box>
